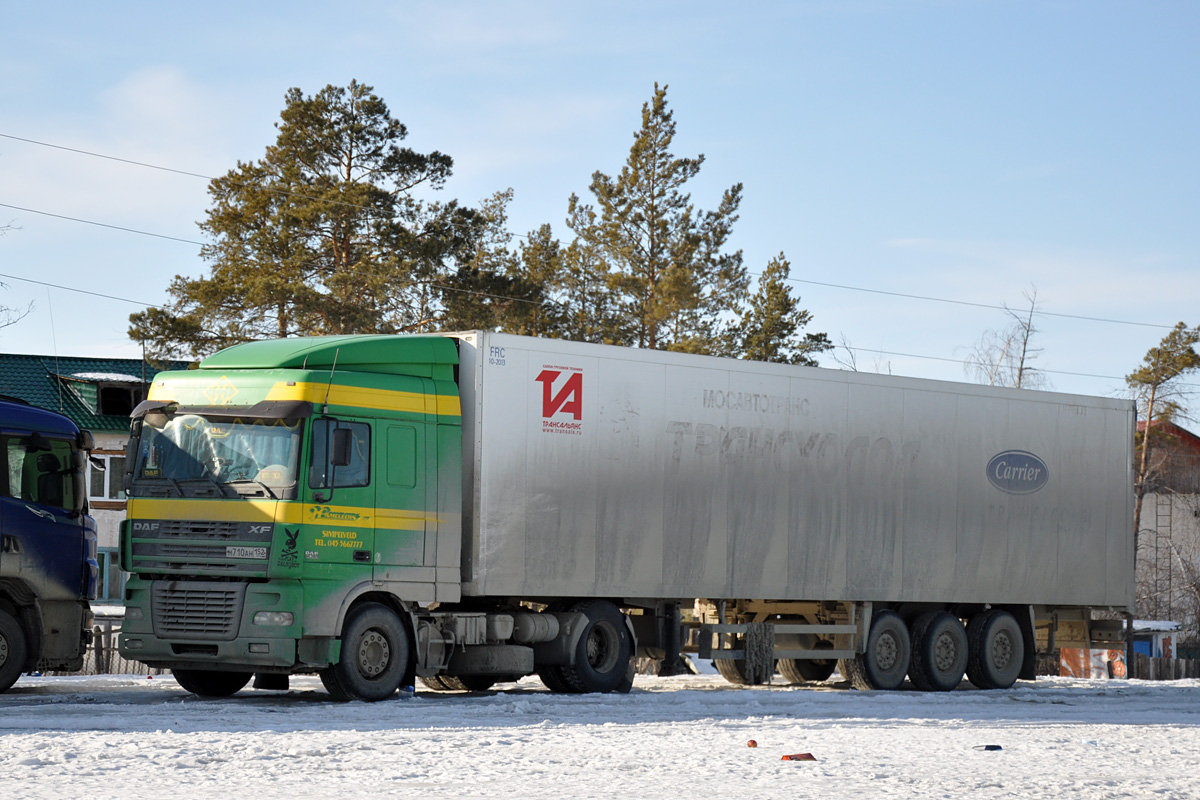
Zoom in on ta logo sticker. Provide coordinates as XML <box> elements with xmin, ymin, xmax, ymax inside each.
<box><xmin>536</xmin><ymin>367</ymin><xmax>583</xmax><ymax>435</ymax></box>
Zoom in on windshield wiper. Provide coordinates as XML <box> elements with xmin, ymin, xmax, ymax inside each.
<box><xmin>177</xmin><ymin>476</ymin><xmax>228</xmax><ymax>497</ymax></box>
<box><xmin>228</xmin><ymin>477</ymin><xmax>278</xmax><ymax>499</ymax></box>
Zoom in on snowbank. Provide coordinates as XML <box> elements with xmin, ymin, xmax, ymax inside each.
<box><xmin>1</xmin><ymin>673</ymin><xmax>1198</xmax><ymax>799</ymax></box>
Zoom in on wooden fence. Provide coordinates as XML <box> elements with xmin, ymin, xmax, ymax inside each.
<box><xmin>1131</xmin><ymin>653</ymin><xmax>1200</xmax><ymax>681</ymax></box>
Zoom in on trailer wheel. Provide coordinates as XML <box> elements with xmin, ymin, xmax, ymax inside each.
<box><xmin>452</xmin><ymin>675</ymin><xmax>499</xmax><ymax>692</ymax></box>
<box><xmin>842</xmin><ymin>610</ymin><xmax>911</xmax><ymax>690</ymax></box>
<box><xmin>537</xmin><ymin>664</ymin><xmax>578</xmax><ymax>693</ymax></box>
<box><xmin>320</xmin><ymin>602</ymin><xmax>411</xmax><ymax>702</ymax></box>
<box><xmin>779</xmin><ymin>641</ymin><xmax>837</xmax><ymax>685</ymax></box>
<box><xmin>714</xmin><ymin>654</ymin><xmax>778</xmax><ymax>685</ymax></box>
<box><xmin>0</xmin><ymin>610</ymin><xmax>28</xmax><ymax>693</ymax></box>
<box><xmin>419</xmin><ymin>675</ymin><xmax>457</xmax><ymax>691</ymax></box>
<box><xmin>967</xmin><ymin>609</ymin><xmax>1023</xmax><ymax>690</ymax></box>
<box><xmin>558</xmin><ymin>600</ymin><xmax>633</xmax><ymax>694</ymax></box>
<box><xmin>172</xmin><ymin>669</ymin><xmax>252</xmax><ymax>697</ymax></box>
<box><xmin>908</xmin><ymin>611</ymin><xmax>968</xmax><ymax>692</ymax></box>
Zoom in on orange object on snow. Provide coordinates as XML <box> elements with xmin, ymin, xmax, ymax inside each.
<box><xmin>782</xmin><ymin>753</ymin><xmax>816</xmax><ymax>761</ymax></box>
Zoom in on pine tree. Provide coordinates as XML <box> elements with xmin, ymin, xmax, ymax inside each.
<box><xmin>565</xmin><ymin>83</ymin><xmax>747</xmax><ymax>353</ymax></box>
<box><xmin>129</xmin><ymin>81</ymin><xmax>480</xmax><ymax>358</ymax></box>
<box><xmin>1128</xmin><ymin>322</ymin><xmax>1200</xmax><ymax>554</ymax></box>
<box><xmin>734</xmin><ymin>253</ymin><xmax>831</xmax><ymax>365</ymax></box>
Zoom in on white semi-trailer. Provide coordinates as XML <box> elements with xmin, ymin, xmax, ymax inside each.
<box><xmin>119</xmin><ymin>332</ymin><xmax>1134</xmax><ymax>699</ymax></box>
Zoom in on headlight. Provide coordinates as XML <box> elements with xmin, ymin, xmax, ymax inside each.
<box><xmin>124</xmin><ymin>607</ymin><xmax>143</xmax><ymax>621</ymax></box>
<box><xmin>253</xmin><ymin>611</ymin><xmax>294</xmax><ymax>627</ymax></box>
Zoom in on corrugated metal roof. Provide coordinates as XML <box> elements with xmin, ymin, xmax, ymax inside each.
<box><xmin>0</xmin><ymin>353</ymin><xmax>189</xmax><ymax>432</ymax></box>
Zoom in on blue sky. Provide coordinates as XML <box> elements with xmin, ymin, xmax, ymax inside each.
<box><xmin>1</xmin><ymin>1</ymin><xmax>1197</xmax><ymax>400</ymax></box>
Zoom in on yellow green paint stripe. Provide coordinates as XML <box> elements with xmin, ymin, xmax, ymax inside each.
<box><xmin>128</xmin><ymin>498</ymin><xmax>439</xmax><ymax>529</ymax></box>
<box><xmin>264</xmin><ymin>381</ymin><xmax>461</xmax><ymax>417</ymax></box>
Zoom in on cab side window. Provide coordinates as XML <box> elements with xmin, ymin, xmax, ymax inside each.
<box><xmin>1</xmin><ymin>435</ymin><xmax>77</xmax><ymax>512</ymax></box>
<box><xmin>309</xmin><ymin>420</ymin><xmax>370</xmax><ymax>489</ymax></box>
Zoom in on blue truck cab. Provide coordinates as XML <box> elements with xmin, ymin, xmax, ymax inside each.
<box><xmin>0</xmin><ymin>396</ymin><xmax>99</xmax><ymax>691</ymax></box>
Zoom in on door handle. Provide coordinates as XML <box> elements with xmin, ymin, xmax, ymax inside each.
<box><xmin>24</xmin><ymin>504</ymin><xmax>54</xmax><ymax>520</ymax></box>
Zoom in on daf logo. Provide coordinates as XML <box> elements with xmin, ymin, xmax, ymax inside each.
<box><xmin>132</xmin><ymin>522</ymin><xmax>160</xmax><ymax>531</ymax></box>
<box><xmin>987</xmin><ymin>450</ymin><xmax>1050</xmax><ymax>495</ymax></box>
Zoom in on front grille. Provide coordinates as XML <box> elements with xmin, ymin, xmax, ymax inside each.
<box><xmin>154</xmin><ymin>520</ymin><xmax>244</xmax><ymax>539</ymax></box>
<box><xmin>131</xmin><ymin>518</ymin><xmax>273</xmax><ymax>576</ymax></box>
<box><xmin>152</xmin><ymin>581</ymin><xmax>246</xmax><ymax>641</ymax></box>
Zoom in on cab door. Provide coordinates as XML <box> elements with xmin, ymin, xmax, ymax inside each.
<box><xmin>306</xmin><ymin>417</ymin><xmax>375</xmax><ymax>568</ymax></box>
<box><xmin>0</xmin><ymin>433</ymin><xmax>86</xmax><ymax>602</ymax></box>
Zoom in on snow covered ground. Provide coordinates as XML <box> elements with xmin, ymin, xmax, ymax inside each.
<box><xmin>2</xmin><ymin>671</ymin><xmax>1198</xmax><ymax>799</ymax></box>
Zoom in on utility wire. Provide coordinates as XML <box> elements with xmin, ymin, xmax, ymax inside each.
<box><xmin>0</xmin><ymin>133</ymin><xmax>213</xmax><ymax>180</ymax></box>
<box><xmin>0</xmin><ymin>270</ymin><xmax>161</xmax><ymax>308</ymax></box>
<box><xmin>4</xmin><ymin>196</ymin><xmax>1176</xmax><ymax>338</ymax></box>
<box><xmin>0</xmin><ymin>203</ymin><xmax>204</xmax><ymax>246</ymax></box>
<box><xmin>1</xmin><ymin>131</ymin><xmax>1181</xmax><ymax>333</ymax></box>
<box><xmin>837</xmin><ymin>345</ymin><xmax>1125</xmax><ymax>381</ymax></box>
<box><xmin>784</xmin><ymin>277</ymin><xmax>1173</xmax><ymax>330</ymax></box>
<box><xmin>0</xmin><ymin>132</ymin><xmax>435</xmax><ymax>217</ymax></box>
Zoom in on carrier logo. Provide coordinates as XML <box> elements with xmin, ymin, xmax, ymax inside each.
<box><xmin>987</xmin><ymin>450</ymin><xmax>1049</xmax><ymax>495</ymax></box>
<box><xmin>536</xmin><ymin>367</ymin><xmax>583</xmax><ymax>435</ymax></box>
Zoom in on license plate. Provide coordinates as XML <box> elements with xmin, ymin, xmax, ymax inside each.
<box><xmin>226</xmin><ymin>546</ymin><xmax>268</xmax><ymax>559</ymax></box>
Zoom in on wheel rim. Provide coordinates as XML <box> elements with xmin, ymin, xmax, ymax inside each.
<box><xmin>0</xmin><ymin>635</ymin><xmax>8</xmax><ymax>667</ymax></box>
<box><xmin>586</xmin><ymin>622</ymin><xmax>619</xmax><ymax>674</ymax></box>
<box><xmin>991</xmin><ymin>630</ymin><xmax>1013</xmax><ymax>670</ymax></box>
<box><xmin>933</xmin><ymin>631</ymin><xmax>959</xmax><ymax>672</ymax></box>
<box><xmin>875</xmin><ymin>632</ymin><xmax>898</xmax><ymax>671</ymax></box>
<box><xmin>357</xmin><ymin>630</ymin><xmax>391</xmax><ymax>678</ymax></box>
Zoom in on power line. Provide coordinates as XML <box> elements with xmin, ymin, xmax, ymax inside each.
<box><xmin>0</xmin><ymin>131</ymin><xmax>445</xmax><ymax>219</ymax></box>
<box><xmin>0</xmin><ymin>131</ymin><xmax>1186</xmax><ymax>335</ymax></box>
<box><xmin>782</xmin><ymin>276</ymin><xmax>1174</xmax><ymax>331</ymax></box>
<box><xmin>0</xmin><ymin>203</ymin><xmax>204</xmax><ymax>246</ymax></box>
<box><xmin>0</xmin><ymin>133</ymin><xmax>213</xmax><ymax>180</ymax></box>
<box><xmin>837</xmin><ymin>345</ymin><xmax>1126</xmax><ymax>381</ymax></box>
<box><xmin>0</xmin><ymin>270</ymin><xmax>161</xmax><ymax>308</ymax></box>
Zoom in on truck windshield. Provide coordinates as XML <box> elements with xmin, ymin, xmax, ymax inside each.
<box><xmin>132</xmin><ymin>414</ymin><xmax>302</xmax><ymax>498</ymax></box>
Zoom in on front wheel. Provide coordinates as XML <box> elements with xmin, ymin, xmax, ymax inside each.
<box><xmin>321</xmin><ymin>602</ymin><xmax>411</xmax><ymax>702</ymax></box>
<box><xmin>172</xmin><ymin>669</ymin><xmax>252</xmax><ymax>697</ymax></box>
<box><xmin>0</xmin><ymin>610</ymin><xmax>29</xmax><ymax>693</ymax></box>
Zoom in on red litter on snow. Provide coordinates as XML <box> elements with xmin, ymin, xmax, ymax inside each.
<box><xmin>781</xmin><ymin>753</ymin><xmax>817</xmax><ymax>761</ymax></box>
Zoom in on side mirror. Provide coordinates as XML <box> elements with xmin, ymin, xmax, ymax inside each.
<box><xmin>331</xmin><ymin>428</ymin><xmax>353</xmax><ymax>467</ymax></box>
<box><xmin>27</xmin><ymin>432</ymin><xmax>53</xmax><ymax>452</ymax></box>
